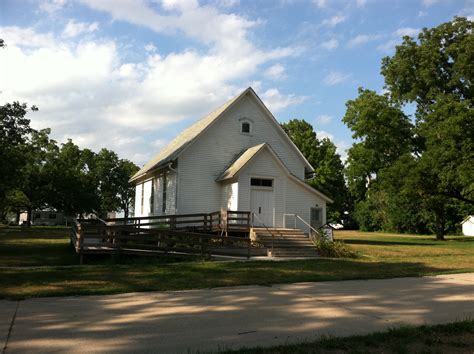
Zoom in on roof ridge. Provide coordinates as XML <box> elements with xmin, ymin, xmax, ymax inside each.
<box><xmin>130</xmin><ymin>87</ymin><xmax>252</xmax><ymax>181</ymax></box>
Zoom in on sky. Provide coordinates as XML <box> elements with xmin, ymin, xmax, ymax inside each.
<box><xmin>1</xmin><ymin>0</ymin><xmax>472</xmax><ymax>166</ymax></box>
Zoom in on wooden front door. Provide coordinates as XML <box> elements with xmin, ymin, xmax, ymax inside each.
<box><xmin>250</xmin><ymin>188</ymin><xmax>274</xmax><ymax>227</ymax></box>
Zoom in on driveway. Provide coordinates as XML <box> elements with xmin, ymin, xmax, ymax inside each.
<box><xmin>2</xmin><ymin>273</ymin><xmax>473</xmax><ymax>353</ymax></box>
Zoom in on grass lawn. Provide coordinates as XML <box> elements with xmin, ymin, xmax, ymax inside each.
<box><xmin>221</xmin><ymin>320</ymin><xmax>474</xmax><ymax>354</ymax></box>
<box><xmin>0</xmin><ymin>227</ymin><xmax>473</xmax><ymax>299</ymax></box>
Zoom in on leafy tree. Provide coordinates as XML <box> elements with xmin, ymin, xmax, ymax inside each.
<box><xmin>48</xmin><ymin>140</ymin><xmax>99</xmax><ymax>218</ymax></box>
<box><xmin>0</xmin><ymin>102</ymin><xmax>37</xmax><ymax>219</ymax></box>
<box><xmin>90</xmin><ymin>149</ymin><xmax>139</xmax><ymax>218</ymax></box>
<box><xmin>115</xmin><ymin>159</ymin><xmax>139</xmax><ymax>219</ymax></box>
<box><xmin>19</xmin><ymin>129</ymin><xmax>58</xmax><ymax>225</ymax></box>
<box><xmin>381</xmin><ymin>16</ymin><xmax>473</xmax><ymax>239</ymax></box>
<box><xmin>91</xmin><ymin>149</ymin><xmax>121</xmax><ymax>217</ymax></box>
<box><xmin>343</xmin><ymin>88</ymin><xmax>413</xmax><ymax>201</ymax></box>
<box><xmin>281</xmin><ymin>119</ymin><xmax>348</xmax><ymax>223</ymax></box>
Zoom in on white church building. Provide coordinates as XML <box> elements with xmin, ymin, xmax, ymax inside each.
<box><xmin>130</xmin><ymin>87</ymin><xmax>332</xmax><ymax>231</ymax></box>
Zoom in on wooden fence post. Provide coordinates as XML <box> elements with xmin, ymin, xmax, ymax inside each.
<box><xmin>170</xmin><ymin>215</ymin><xmax>176</xmax><ymax>230</ymax></box>
<box><xmin>247</xmin><ymin>239</ymin><xmax>250</xmax><ymax>259</ymax></box>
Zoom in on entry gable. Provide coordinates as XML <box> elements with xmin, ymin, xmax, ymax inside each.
<box><xmin>217</xmin><ymin>143</ymin><xmax>333</xmax><ymax>203</ymax></box>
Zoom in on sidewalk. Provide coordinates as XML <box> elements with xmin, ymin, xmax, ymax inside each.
<box><xmin>2</xmin><ymin>273</ymin><xmax>473</xmax><ymax>353</ymax></box>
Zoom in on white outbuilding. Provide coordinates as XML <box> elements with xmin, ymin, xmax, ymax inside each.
<box><xmin>461</xmin><ymin>215</ymin><xmax>474</xmax><ymax>236</ymax></box>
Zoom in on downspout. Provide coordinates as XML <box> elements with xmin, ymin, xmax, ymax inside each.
<box><xmin>168</xmin><ymin>162</ymin><xmax>178</xmax><ymax>214</ymax></box>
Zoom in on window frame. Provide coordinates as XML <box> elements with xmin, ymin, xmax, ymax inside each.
<box><xmin>250</xmin><ymin>178</ymin><xmax>274</xmax><ymax>188</ymax></box>
<box><xmin>239</xmin><ymin>117</ymin><xmax>253</xmax><ymax>135</ymax></box>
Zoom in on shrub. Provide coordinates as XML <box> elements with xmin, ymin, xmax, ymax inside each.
<box><xmin>312</xmin><ymin>237</ymin><xmax>357</xmax><ymax>258</ymax></box>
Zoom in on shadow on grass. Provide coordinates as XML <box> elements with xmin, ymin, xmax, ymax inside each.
<box><xmin>343</xmin><ymin>239</ymin><xmax>438</xmax><ymax>247</ymax></box>
<box><xmin>0</xmin><ymin>258</ymin><xmax>465</xmax><ymax>300</ymax></box>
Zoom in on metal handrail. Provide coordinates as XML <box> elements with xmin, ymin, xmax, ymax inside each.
<box><xmin>251</xmin><ymin>212</ymin><xmax>275</xmax><ymax>257</ymax></box>
<box><xmin>283</xmin><ymin>213</ymin><xmax>321</xmax><ymax>239</ymax></box>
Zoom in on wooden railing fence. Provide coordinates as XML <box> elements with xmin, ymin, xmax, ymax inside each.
<box><xmin>71</xmin><ymin>210</ymin><xmax>254</xmax><ymax>263</ymax></box>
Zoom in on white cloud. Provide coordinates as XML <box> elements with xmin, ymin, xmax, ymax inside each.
<box><xmin>355</xmin><ymin>0</ymin><xmax>367</xmax><ymax>7</ymax></box>
<box><xmin>321</xmin><ymin>38</ymin><xmax>339</xmax><ymax>50</ymax></box>
<box><xmin>161</xmin><ymin>0</ymin><xmax>199</xmax><ymax>11</ymax></box>
<box><xmin>395</xmin><ymin>27</ymin><xmax>420</xmax><ymax>38</ymax></box>
<box><xmin>151</xmin><ymin>139</ymin><xmax>167</xmax><ymax>148</ymax></box>
<box><xmin>260</xmin><ymin>89</ymin><xmax>306</xmax><ymax>112</ymax></box>
<box><xmin>377</xmin><ymin>27</ymin><xmax>420</xmax><ymax>53</ymax></box>
<box><xmin>316</xmin><ymin>114</ymin><xmax>333</xmax><ymax>125</ymax></box>
<box><xmin>39</xmin><ymin>0</ymin><xmax>67</xmax><ymax>14</ymax></box>
<box><xmin>421</xmin><ymin>0</ymin><xmax>438</xmax><ymax>7</ymax></box>
<box><xmin>0</xmin><ymin>2</ymin><xmax>302</xmax><ymax>165</ymax></box>
<box><xmin>62</xmin><ymin>20</ymin><xmax>99</xmax><ymax>38</ymax></box>
<box><xmin>322</xmin><ymin>15</ymin><xmax>346</xmax><ymax>27</ymax></box>
<box><xmin>347</xmin><ymin>34</ymin><xmax>382</xmax><ymax>47</ymax></box>
<box><xmin>323</xmin><ymin>71</ymin><xmax>351</xmax><ymax>86</ymax></box>
<box><xmin>313</xmin><ymin>0</ymin><xmax>327</xmax><ymax>8</ymax></box>
<box><xmin>377</xmin><ymin>39</ymin><xmax>398</xmax><ymax>53</ymax></box>
<box><xmin>318</xmin><ymin>130</ymin><xmax>334</xmax><ymax>140</ymax></box>
<box><xmin>144</xmin><ymin>43</ymin><xmax>157</xmax><ymax>52</ymax></box>
<box><xmin>318</xmin><ymin>130</ymin><xmax>350</xmax><ymax>162</ymax></box>
<box><xmin>0</xmin><ymin>26</ymin><xmax>55</xmax><ymax>48</ymax></box>
<box><xmin>264</xmin><ymin>63</ymin><xmax>286</xmax><ymax>80</ymax></box>
<box><xmin>212</xmin><ymin>0</ymin><xmax>240</xmax><ymax>7</ymax></box>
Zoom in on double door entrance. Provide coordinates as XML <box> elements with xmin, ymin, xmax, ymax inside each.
<box><xmin>250</xmin><ymin>178</ymin><xmax>275</xmax><ymax>227</ymax></box>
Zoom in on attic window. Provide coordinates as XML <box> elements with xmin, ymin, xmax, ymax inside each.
<box><xmin>241</xmin><ymin>122</ymin><xmax>250</xmax><ymax>134</ymax></box>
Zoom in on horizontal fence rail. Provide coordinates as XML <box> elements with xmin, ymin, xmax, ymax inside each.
<box><xmin>71</xmin><ymin>210</ymin><xmax>255</xmax><ymax>263</ymax></box>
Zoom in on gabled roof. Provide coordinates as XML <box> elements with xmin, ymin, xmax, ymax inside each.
<box><xmin>216</xmin><ymin>143</ymin><xmax>266</xmax><ymax>181</ymax></box>
<box><xmin>217</xmin><ymin>143</ymin><xmax>333</xmax><ymax>203</ymax></box>
<box><xmin>130</xmin><ymin>87</ymin><xmax>314</xmax><ymax>182</ymax></box>
<box><xmin>461</xmin><ymin>215</ymin><xmax>474</xmax><ymax>224</ymax></box>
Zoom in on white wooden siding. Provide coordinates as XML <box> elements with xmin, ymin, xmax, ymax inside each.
<box><xmin>134</xmin><ymin>184</ymin><xmax>142</xmax><ymax>217</ymax></box>
<box><xmin>237</xmin><ymin>148</ymin><xmax>286</xmax><ymax>227</ymax></box>
<box><xmin>147</xmin><ymin>170</ymin><xmax>177</xmax><ymax>215</ymax></box>
<box><xmin>285</xmin><ymin>178</ymin><xmax>326</xmax><ymax>233</ymax></box>
<box><xmin>178</xmin><ymin>95</ymin><xmax>306</xmax><ymax>214</ymax></box>
<box><xmin>221</xmin><ymin>182</ymin><xmax>238</xmax><ymax>210</ymax></box>
<box><xmin>462</xmin><ymin>217</ymin><xmax>474</xmax><ymax>236</ymax></box>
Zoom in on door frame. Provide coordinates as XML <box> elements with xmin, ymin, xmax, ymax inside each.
<box><xmin>249</xmin><ymin>175</ymin><xmax>275</xmax><ymax>227</ymax></box>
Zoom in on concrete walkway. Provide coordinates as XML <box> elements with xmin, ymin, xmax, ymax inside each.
<box><xmin>2</xmin><ymin>273</ymin><xmax>473</xmax><ymax>354</ymax></box>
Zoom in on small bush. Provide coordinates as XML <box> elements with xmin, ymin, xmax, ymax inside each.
<box><xmin>312</xmin><ymin>237</ymin><xmax>357</xmax><ymax>258</ymax></box>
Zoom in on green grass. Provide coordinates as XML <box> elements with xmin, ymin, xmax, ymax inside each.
<box><xmin>0</xmin><ymin>228</ymin><xmax>473</xmax><ymax>299</ymax></box>
<box><xmin>219</xmin><ymin>319</ymin><xmax>474</xmax><ymax>354</ymax></box>
<box><xmin>0</xmin><ymin>227</ymin><xmax>78</xmax><ymax>266</ymax></box>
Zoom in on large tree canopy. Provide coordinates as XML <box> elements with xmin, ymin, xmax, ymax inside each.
<box><xmin>343</xmin><ymin>17</ymin><xmax>473</xmax><ymax>239</ymax></box>
<box><xmin>342</xmin><ymin>89</ymin><xmax>413</xmax><ymax>201</ymax></box>
<box><xmin>0</xmin><ymin>102</ymin><xmax>139</xmax><ymax>224</ymax></box>
<box><xmin>382</xmin><ymin>16</ymin><xmax>473</xmax><ymax>206</ymax></box>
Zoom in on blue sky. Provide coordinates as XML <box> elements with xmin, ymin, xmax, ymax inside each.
<box><xmin>1</xmin><ymin>0</ymin><xmax>472</xmax><ymax>165</ymax></box>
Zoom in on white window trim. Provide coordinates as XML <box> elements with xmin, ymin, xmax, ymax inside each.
<box><xmin>239</xmin><ymin>117</ymin><xmax>254</xmax><ymax>135</ymax></box>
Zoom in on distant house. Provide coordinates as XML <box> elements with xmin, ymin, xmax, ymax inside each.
<box><xmin>19</xmin><ymin>209</ymin><xmax>65</xmax><ymax>226</ymax></box>
<box><xmin>461</xmin><ymin>216</ymin><xmax>474</xmax><ymax>236</ymax></box>
<box><xmin>130</xmin><ymin>87</ymin><xmax>332</xmax><ymax>232</ymax></box>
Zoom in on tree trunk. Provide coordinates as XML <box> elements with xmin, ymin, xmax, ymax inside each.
<box><xmin>15</xmin><ymin>211</ymin><xmax>20</xmax><ymax>225</ymax></box>
<box><xmin>26</xmin><ymin>207</ymin><xmax>32</xmax><ymax>228</ymax></box>
<box><xmin>124</xmin><ymin>206</ymin><xmax>129</xmax><ymax>219</ymax></box>
<box><xmin>434</xmin><ymin>207</ymin><xmax>445</xmax><ymax>241</ymax></box>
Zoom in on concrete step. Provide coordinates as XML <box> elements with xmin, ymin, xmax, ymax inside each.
<box><xmin>260</xmin><ymin>241</ymin><xmax>315</xmax><ymax>247</ymax></box>
<box><xmin>252</xmin><ymin>228</ymin><xmax>306</xmax><ymax>233</ymax></box>
<box><xmin>271</xmin><ymin>251</ymin><xmax>318</xmax><ymax>257</ymax></box>
<box><xmin>256</xmin><ymin>233</ymin><xmax>307</xmax><ymax>238</ymax></box>
<box><xmin>255</xmin><ymin>231</ymin><xmax>308</xmax><ymax>235</ymax></box>
<box><xmin>258</xmin><ymin>236</ymin><xmax>311</xmax><ymax>242</ymax></box>
<box><xmin>252</xmin><ymin>227</ymin><xmax>318</xmax><ymax>258</ymax></box>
